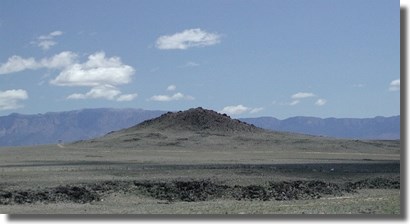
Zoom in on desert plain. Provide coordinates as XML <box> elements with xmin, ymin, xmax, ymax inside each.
<box><xmin>0</xmin><ymin>108</ymin><xmax>401</xmax><ymax>214</ymax></box>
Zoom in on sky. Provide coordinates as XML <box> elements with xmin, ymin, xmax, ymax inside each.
<box><xmin>0</xmin><ymin>0</ymin><xmax>400</xmax><ymax>119</ymax></box>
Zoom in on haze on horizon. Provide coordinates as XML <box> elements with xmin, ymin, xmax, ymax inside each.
<box><xmin>0</xmin><ymin>0</ymin><xmax>400</xmax><ymax>119</ymax></box>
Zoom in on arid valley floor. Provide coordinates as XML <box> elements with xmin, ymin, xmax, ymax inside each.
<box><xmin>0</xmin><ymin>108</ymin><xmax>401</xmax><ymax>214</ymax></box>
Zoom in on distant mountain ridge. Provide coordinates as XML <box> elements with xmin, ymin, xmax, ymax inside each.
<box><xmin>0</xmin><ymin>108</ymin><xmax>166</xmax><ymax>146</ymax></box>
<box><xmin>0</xmin><ymin>108</ymin><xmax>400</xmax><ymax>146</ymax></box>
<box><xmin>239</xmin><ymin>115</ymin><xmax>400</xmax><ymax>140</ymax></box>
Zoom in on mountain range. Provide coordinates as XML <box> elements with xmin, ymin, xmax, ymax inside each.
<box><xmin>239</xmin><ymin>115</ymin><xmax>400</xmax><ymax>140</ymax></box>
<box><xmin>0</xmin><ymin>108</ymin><xmax>164</xmax><ymax>147</ymax></box>
<box><xmin>0</xmin><ymin>108</ymin><xmax>400</xmax><ymax>146</ymax></box>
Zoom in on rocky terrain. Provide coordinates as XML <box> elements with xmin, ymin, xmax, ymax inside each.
<box><xmin>134</xmin><ymin>107</ymin><xmax>261</xmax><ymax>133</ymax></box>
<box><xmin>0</xmin><ymin>107</ymin><xmax>401</xmax><ymax>214</ymax></box>
<box><xmin>0</xmin><ymin>176</ymin><xmax>400</xmax><ymax>205</ymax></box>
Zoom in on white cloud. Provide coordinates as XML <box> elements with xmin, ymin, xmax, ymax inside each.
<box><xmin>220</xmin><ymin>105</ymin><xmax>250</xmax><ymax>115</ymax></box>
<box><xmin>67</xmin><ymin>85</ymin><xmax>121</xmax><ymax>100</ymax></box>
<box><xmin>116</xmin><ymin>93</ymin><xmax>138</xmax><ymax>102</ymax></box>
<box><xmin>156</xmin><ymin>28</ymin><xmax>221</xmax><ymax>50</ymax></box>
<box><xmin>167</xmin><ymin>85</ymin><xmax>177</xmax><ymax>91</ymax></box>
<box><xmin>0</xmin><ymin>56</ymin><xmax>39</xmax><ymax>74</ymax></box>
<box><xmin>291</xmin><ymin>92</ymin><xmax>316</xmax><ymax>99</ymax></box>
<box><xmin>0</xmin><ymin>51</ymin><xmax>78</xmax><ymax>75</ymax></box>
<box><xmin>289</xmin><ymin>92</ymin><xmax>326</xmax><ymax>106</ymax></box>
<box><xmin>50</xmin><ymin>51</ymin><xmax>134</xmax><ymax>87</ymax></box>
<box><xmin>40</xmin><ymin>51</ymin><xmax>78</xmax><ymax>69</ymax></box>
<box><xmin>49</xmin><ymin>31</ymin><xmax>63</xmax><ymax>36</ymax></box>
<box><xmin>249</xmin><ymin>107</ymin><xmax>264</xmax><ymax>114</ymax></box>
<box><xmin>149</xmin><ymin>92</ymin><xmax>194</xmax><ymax>102</ymax></box>
<box><xmin>35</xmin><ymin>30</ymin><xmax>63</xmax><ymax>50</ymax></box>
<box><xmin>0</xmin><ymin>51</ymin><xmax>128</xmax><ymax>82</ymax></box>
<box><xmin>389</xmin><ymin>79</ymin><xmax>400</xmax><ymax>91</ymax></box>
<box><xmin>0</xmin><ymin>51</ymin><xmax>137</xmax><ymax>102</ymax></box>
<box><xmin>47</xmin><ymin>51</ymin><xmax>136</xmax><ymax>102</ymax></box>
<box><xmin>38</xmin><ymin>40</ymin><xmax>57</xmax><ymax>50</ymax></box>
<box><xmin>289</xmin><ymin>100</ymin><xmax>300</xmax><ymax>106</ymax></box>
<box><xmin>220</xmin><ymin>105</ymin><xmax>265</xmax><ymax>116</ymax></box>
<box><xmin>0</xmin><ymin>89</ymin><xmax>28</xmax><ymax>110</ymax></box>
<box><xmin>315</xmin><ymin>98</ymin><xmax>327</xmax><ymax>106</ymax></box>
<box><xmin>67</xmin><ymin>85</ymin><xmax>138</xmax><ymax>102</ymax></box>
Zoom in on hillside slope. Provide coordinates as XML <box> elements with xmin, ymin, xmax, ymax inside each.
<box><xmin>76</xmin><ymin>108</ymin><xmax>400</xmax><ymax>155</ymax></box>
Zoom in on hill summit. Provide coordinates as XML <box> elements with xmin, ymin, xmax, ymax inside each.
<box><xmin>131</xmin><ymin>107</ymin><xmax>261</xmax><ymax>133</ymax></box>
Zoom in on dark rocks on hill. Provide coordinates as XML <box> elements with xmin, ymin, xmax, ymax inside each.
<box><xmin>133</xmin><ymin>107</ymin><xmax>262</xmax><ymax>133</ymax></box>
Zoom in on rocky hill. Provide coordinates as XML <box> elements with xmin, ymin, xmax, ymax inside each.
<box><xmin>77</xmin><ymin>107</ymin><xmax>400</xmax><ymax>155</ymax></box>
<box><xmin>133</xmin><ymin>107</ymin><xmax>261</xmax><ymax>133</ymax></box>
<box><xmin>77</xmin><ymin>107</ymin><xmax>266</xmax><ymax>149</ymax></box>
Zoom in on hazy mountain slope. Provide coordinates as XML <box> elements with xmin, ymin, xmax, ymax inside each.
<box><xmin>240</xmin><ymin>115</ymin><xmax>400</xmax><ymax>140</ymax></box>
<box><xmin>0</xmin><ymin>108</ymin><xmax>166</xmax><ymax>146</ymax></box>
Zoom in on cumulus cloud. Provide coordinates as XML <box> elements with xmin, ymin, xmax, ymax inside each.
<box><xmin>289</xmin><ymin>92</ymin><xmax>327</xmax><ymax>106</ymax></box>
<box><xmin>40</xmin><ymin>51</ymin><xmax>78</xmax><ymax>69</ymax></box>
<box><xmin>156</xmin><ymin>28</ymin><xmax>221</xmax><ymax>50</ymax></box>
<box><xmin>315</xmin><ymin>99</ymin><xmax>327</xmax><ymax>106</ymax></box>
<box><xmin>116</xmin><ymin>93</ymin><xmax>138</xmax><ymax>102</ymax></box>
<box><xmin>0</xmin><ymin>51</ymin><xmax>130</xmax><ymax>86</ymax></box>
<box><xmin>0</xmin><ymin>51</ymin><xmax>137</xmax><ymax>102</ymax></box>
<box><xmin>291</xmin><ymin>92</ymin><xmax>316</xmax><ymax>100</ymax></box>
<box><xmin>220</xmin><ymin>105</ymin><xmax>250</xmax><ymax>115</ymax></box>
<box><xmin>50</xmin><ymin>52</ymin><xmax>134</xmax><ymax>87</ymax></box>
<box><xmin>0</xmin><ymin>56</ymin><xmax>39</xmax><ymax>74</ymax></box>
<box><xmin>38</xmin><ymin>40</ymin><xmax>57</xmax><ymax>51</ymax></box>
<box><xmin>0</xmin><ymin>89</ymin><xmax>28</xmax><ymax>110</ymax></box>
<box><xmin>167</xmin><ymin>85</ymin><xmax>177</xmax><ymax>91</ymax></box>
<box><xmin>0</xmin><ymin>51</ymin><xmax>78</xmax><ymax>75</ymax></box>
<box><xmin>149</xmin><ymin>92</ymin><xmax>194</xmax><ymax>102</ymax></box>
<box><xmin>67</xmin><ymin>85</ymin><xmax>137</xmax><ymax>102</ymax></box>
<box><xmin>46</xmin><ymin>51</ymin><xmax>137</xmax><ymax>102</ymax></box>
<box><xmin>389</xmin><ymin>79</ymin><xmax>400</xmax><ymax>91</ymax></box>
<box><xmin>67</xmin><ymin>85</ymin><xmax>121</xmax><ymax>100</ymax></box>
<box><xmin>34</xmin><ymin>30</ymin><xmax>63</xmax><ymax>50</ymax></box>
<box><xmin>220</xmin><ymin>105</ymin><xmax>265</xmax><ymax>116</ymax></box>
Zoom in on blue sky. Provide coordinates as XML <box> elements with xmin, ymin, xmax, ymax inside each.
<box><xmin>0</xmin><ymin>0</ymin><xmax>400</xmax><ymax>119</ymax></box>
